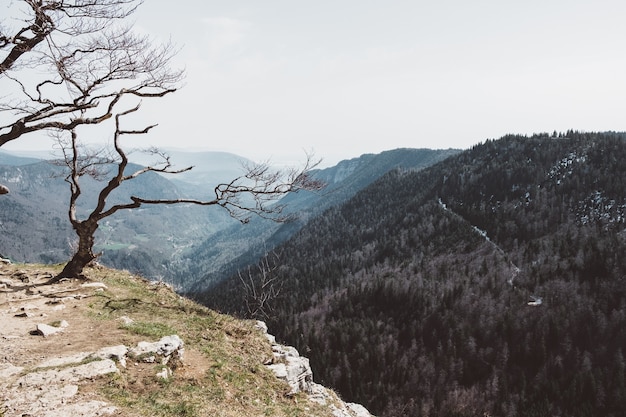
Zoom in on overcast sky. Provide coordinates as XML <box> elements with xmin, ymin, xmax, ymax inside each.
<box><xmin>6</xmin><ymin>0</ymin><xmax>626</xmax><ymax>167</ymax></box>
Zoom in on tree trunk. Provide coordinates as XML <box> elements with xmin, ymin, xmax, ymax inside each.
<box><xmin>55</xmin><ymin>221</ymin><xmax>99</xmax><ymax>280</ymax></box>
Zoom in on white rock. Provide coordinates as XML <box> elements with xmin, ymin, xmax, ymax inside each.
<box><xmin>38</xmin><ymin>352</ymin><xmax>92</xmax><ymax>368</ymax></box>
<box><xmin>255</xmin><ymin>320</ymin><xmax>268</xmax><ymax>333</ymax></box>
<box><xmin>156</xmin><ymin>367</ymin><xmax>172</xmax><ymax>379</ymax></box>
<box><xmin>36</xmin><ymin>323</ymin><xmax>66</xmax><ymax>337</ymax></box>
<box><xmin>17</xmin><ymin>359</ymin><xmax>119</xmax><ymax>387</ymax></box>
<box><xmin>0</xmin><ymin>362</ymin><xmax>24</xmax><ymax>379</ymax></box>
<box><xmin>129</xmin><ymin>335</ymin><xmax>184</xmax><ymax>360</ymax></box>
<box><xmin>41</xmin><ymin>401</ymin><xmax>117</xmax><ymax>417</ymax></box>
<box><xmin>95</xmin><ymin>345</ymin><xmax>128</xmax><ymax>365</ymax></box>
<box><xmin>36</xmin><ymin>345</ymin><xmax>128</xmax><ymax>369</ymax></box>
<box><xmin>3</xmin><ymin>384</ymin><xmax>79</xmax><ymax>412</ymax></box>
<box><xmin>347</xmin><ymin>403</ymin><xmax>374</xmax><ymax>417</ymax></box>
<box><xmin>81</xmin><ymin>282</ymin><xmax>108</xmax><ymax>289</ymax></box>
<box><xmin>267</xmin><ymin>363</ymin><xmax>288</xmax><ymax>379</ymax></box>
<box><xmin>256</xmin><ymin>323</ymin><xmax>375</xmax><ymax>416</ymax></box>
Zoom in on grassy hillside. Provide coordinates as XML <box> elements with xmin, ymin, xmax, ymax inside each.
<box><xmin>0</xmin><ymin>263</ymin><xmax>348</xmax><ymax>417</ymax></box>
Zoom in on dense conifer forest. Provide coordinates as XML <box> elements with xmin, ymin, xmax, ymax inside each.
<box><xmin>201</xmin><ymin>132</ymin><xmax>626</xmax><ymax>417</ymax></box>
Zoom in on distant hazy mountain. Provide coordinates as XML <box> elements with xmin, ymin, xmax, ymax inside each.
<box><xmin>179</xmin><ymin>148</ymin><xmax>460</xmax><ymax>292</ymax></box>
<box><xmin>0</xmin><ymin>147</ymin><xmax>457</xmax><ymax>287</ymax></box>
<box><xmin>129</xmin><ymin>149</ymin><xmax>253</xmax><ymax>199</ymax></box>
<box><xmin>0</xmin><ymin>151</ymin><xmax>241</xmax><ymax>276</ymax></box>
<box><xmin>201</xmin><ymin>132</ymin><xmax>626</xmax><ymax>417</ymax></box>
<box><xmin>0</xmin><ymin>150</ymin><xmax>43</xmax><ymax>166</ymax></box>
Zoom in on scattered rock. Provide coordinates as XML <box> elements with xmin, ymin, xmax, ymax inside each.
<box><xmin>81</xmin><ymin>282</ymin><xmax>108</xmax><ymax>290</ymax></box>
<box><xmin>35</xmin><ymin>320</ymin><xmax>69</xmax><ymax>337</ymax></box>
<box><xmin>156</xmin><ymin>366</ymin><xmax>173</xmax><ymax>380</ymax></box>
<box><xmin>1</xmin><ymin>335</ymin><xmax>181</xmax><ymax>417</ymax></box>
<box><xmin>95</xmin><ymin>345</ymin><xmax>128</xmax><ymax>367</ymax></box>
<box><xmin>129</xmin><ymin>334</ymin><xmax>185</xmax><ymax>362</ymax></box>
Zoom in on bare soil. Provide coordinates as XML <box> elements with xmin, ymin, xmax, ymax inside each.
<box><xmin>0</xmin><ymin>263</ymin><xmax>209</xmax><ymax>417</ymax></box>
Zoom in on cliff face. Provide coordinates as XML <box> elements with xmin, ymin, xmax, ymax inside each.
<box><xmin>0</xmin><ymin>262</ymin><xmax>373</xmax><ymax>417</ymax></box>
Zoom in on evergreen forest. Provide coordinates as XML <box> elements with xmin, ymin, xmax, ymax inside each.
<box><xmin>200</xmin><ymin>132</ymin><xmax>626</xmax><ymax>417</ymax></box>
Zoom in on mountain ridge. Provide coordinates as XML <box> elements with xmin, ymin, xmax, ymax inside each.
<box><xmin>179</xmin><ymin>148</ymin><xmax>460</xmax><ymax>293</ymax></box>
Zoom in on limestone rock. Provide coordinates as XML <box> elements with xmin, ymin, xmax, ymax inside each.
<box><xmin>129</xmin><ymin>334</ymin><xmax>184</xmax><ymax>366</ymax></box>
<box><xmin>40</xmin><ymin>400</ymin><xmax>118</xmax><ymax>417</ymax></box>
<box><xmin>17</xmin><ymin>358</ymin><xmax>119</xmax><ymax>387</ymax></box>
<box><xmin>130</xmin><ymin>334</ymin><xmax>184</xmax><ymax>357</ymax></box>
<box><xmin>156</xmin><ymin>366</ymin><xmax>173</xmax><ymax>379</ymax></box>
<box><xmin>346</xmin><ymin>403</ymin><xmax>374</xmax><ymax>417</ymax></box>
<box><xmin>95</xmin><ymin>345</ymin><xmax>128</xmax><ymax>367</ymax></box>
<box><xmin>255</xmin><ymin>320</ymin><xmax>375</xmax><ymax>416</ymax></box>
<box><xmin>37</xmin><ymin>345</ymin><xmax>128</xmax><ymax>369</ymax></box>
<box><xmin>36</xmin><ymin>320</ymin><xmax>69</xmax><ymax>337</ymax></box>
<box><xmin>81</xmin><ymin>282</ymin><xmax>108</xmax><ymax>289</ymax></box>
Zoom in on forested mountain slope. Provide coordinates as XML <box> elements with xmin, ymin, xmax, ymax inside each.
<box><xmin>180</xmin><ymin>148</ymin><xmax>459</xmax><ymax>292</ymax></box>
<box><xmin>202</xmin><ymin>132</ymin><xmax>626</xmax><ymax>417</ymax></box>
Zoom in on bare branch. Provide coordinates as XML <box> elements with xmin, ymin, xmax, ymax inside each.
<box><xmin>238</xmin><ymin>250</ymin><xmax>284</xmax><ymax>320</ymax></box>
<box><xmin>0</xmin><ymin>0</ymin><xmax>183</xmax><ymax>147</ymax></box>
<box><xmin>53</xmin><ymin>101</ymin><xmax>324</xmax><ymax>278</ymax></box>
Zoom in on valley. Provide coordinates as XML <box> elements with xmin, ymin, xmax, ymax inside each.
<box><xmin>2</xmin><ymin>132</ymin><xmax>625</xmax><ymax>417</ymax></box>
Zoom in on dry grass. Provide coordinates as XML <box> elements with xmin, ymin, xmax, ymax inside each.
<box><xmin>1</xmin><ymin>263</ymin><xmax>336</xmax><ymax>417</ymax></box>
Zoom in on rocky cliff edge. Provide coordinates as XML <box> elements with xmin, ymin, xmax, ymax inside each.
<box><xmin>0</xmin><ymin>262</ymin><xmax>373</xmax><ymax>417</ymax></box>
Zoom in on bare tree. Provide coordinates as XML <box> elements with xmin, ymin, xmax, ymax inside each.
<box><xmin>0</xmin><ymin>1</ymin><xmax>325</xmax><ymax>280</ymax></box>
<box><xmin>238</xmin><ymin>250</ymin><xmax>284</xmax><ymax>320</ymax></box>
<box><xmin>52</xmin><ymin>106</ymin><xmax>323</xmax><ymax>280</ymax></box>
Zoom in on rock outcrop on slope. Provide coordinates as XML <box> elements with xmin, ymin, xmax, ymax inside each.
<box><xmin>0</xmin><ymin>264</ymin><xmax>374</xmax><ymax>417</ymax></box>
<box><xmin>2</xmin><ymin>336</ymin><xmax>184</xmax><ymax>416</ymax></box>
<box><xmin>256</xmin><ymin>321</ymin><xmax>373</xmax><ymax>417</ymax></box>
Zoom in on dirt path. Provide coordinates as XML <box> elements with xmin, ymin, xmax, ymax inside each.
<box><xmin>0</xmin><ymin>264</ymin><xmax>132</xmax><ymax>416</ymax></box>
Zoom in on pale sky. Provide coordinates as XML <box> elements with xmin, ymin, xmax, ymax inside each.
<box><xmin>5</xmin><ymin>0</ymin><xmax>626</xmax><ymax>167</ymax></box>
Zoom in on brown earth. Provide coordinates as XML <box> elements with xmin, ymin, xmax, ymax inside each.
<box><xmin>0</xmin><ymin>262</ymin><xmax>343</xmax><ymax>417</ymax></box>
